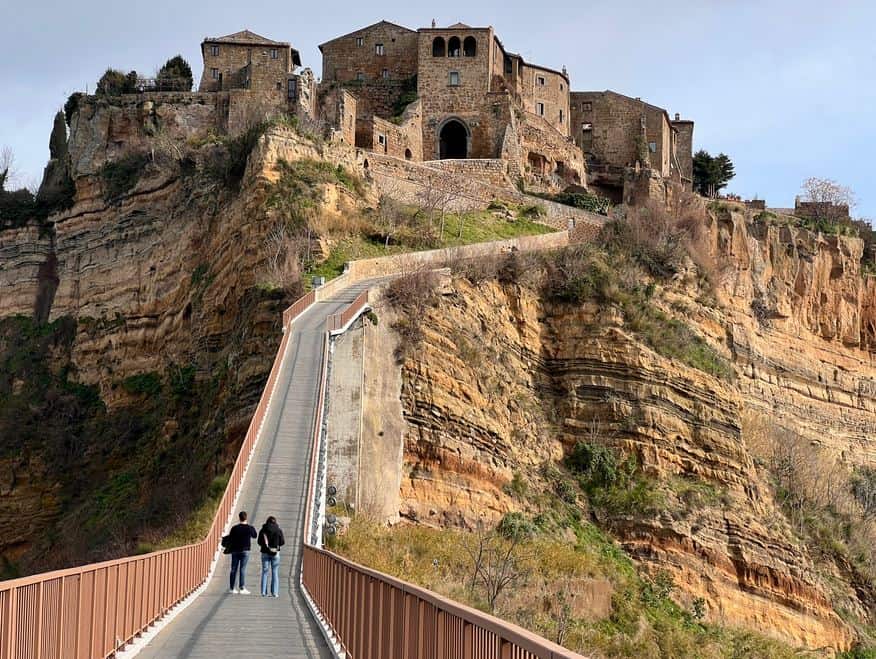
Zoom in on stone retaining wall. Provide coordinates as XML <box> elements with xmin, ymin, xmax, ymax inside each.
<box><xmin>366</xmin><ymin>153</ymin><xmax>605</xmax><ymax>232</ymax></box>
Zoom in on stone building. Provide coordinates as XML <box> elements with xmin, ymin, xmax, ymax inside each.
<box><xmin>318</xmin><ymin>20</ymin><xmax>584</xmax><ymax>190</ymax></box>
<box><xmin>570</xmin><ymin>90</ymin><xmax>693</xmax><ymax>201</ymax></box>
<box><xmin>198</xmin><ymin>30</ymin><xmax>302</xmax><ymax>100</ymax></box>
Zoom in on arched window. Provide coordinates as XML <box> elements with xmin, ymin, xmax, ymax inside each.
<box><xmin>463</xmin><ymin>36</ymin><xmax>476</xmax><ymax>57</ymax></box>
<box><xmin>432</xmin><ymin>37</ymin><xmax>445</xmax><ymax>57</ymax></box>
<box><xmin>448</xmin><ymin>36</ymin><xmax>461</xmax><ymax>57</ymax></box>
<box><xmin>404</xmin><ymin>148</ymin><xmax>412</xmax><ymax>161</ymax></box>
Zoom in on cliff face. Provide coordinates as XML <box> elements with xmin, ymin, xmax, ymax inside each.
<box><xmin>380</xmin><ymin>207</ymin><xmax>876</xmax><ymax>650</ymax></box>
<box><xmin>0</xmin><ymin>96</ymin><xmax>364</xmax><ymax>574</ymax></box>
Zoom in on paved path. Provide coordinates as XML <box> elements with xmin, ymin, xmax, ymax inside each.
<box><xmin>137</xmin><ymin>281</ymin><xmax>373</xmax><ymax>659</ymax></box>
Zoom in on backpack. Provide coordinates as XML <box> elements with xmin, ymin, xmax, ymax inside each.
<box><xmin>221</xmin><ymin>533</ymin><xmax>232</xmax><ymax>554</ymax></box>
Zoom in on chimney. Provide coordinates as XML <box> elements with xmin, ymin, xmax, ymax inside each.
<box><xmin>675</xmin><ymin>112</ymin><xmax>680</xmax><ymax>120</ymax></box>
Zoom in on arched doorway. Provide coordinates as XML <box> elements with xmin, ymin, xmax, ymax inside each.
<box><xmin>439</xmin><ymin>119</ymin><xmax>468</xmax><ymax>159</ymax></box>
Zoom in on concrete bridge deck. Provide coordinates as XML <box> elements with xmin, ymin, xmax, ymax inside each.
<box><xmin>136</xmin><ymin>281</ymin><xmax>373</xmax><ymax>659</ymax></box>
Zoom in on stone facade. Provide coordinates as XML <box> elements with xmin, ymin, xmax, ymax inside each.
<box><xmin>319</xmin><ymin>21</ymin><xmax>419</xmax><ymax>83</ymax></box>
<box><xmin>313</xmin><ymin>21</ymin><xmax>583</xmax><ymax>191</ymax></box>
<box><xmin>372</xmin><ymin>99</ymin><xmax>422</xmax><ymax>160</ymax></box>
<box><xmin>198</xmin><ymin>30</ymin><xmax>302</xmax><ymax>102</ymax></box>
<box><xmin>570</xmin><ymin>90</ymin><xmax>693</xmax><ymax>200</ymax></box>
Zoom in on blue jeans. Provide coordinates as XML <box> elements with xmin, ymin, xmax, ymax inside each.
<box><xmin>229</xmin><ymin>551</ymin><xmax>249</xmax><ymax>590</ymax></box>
<box><xmin>261</xmin><ymin>553</ymin><xmax>280</xmax><ymax>596</ymax></box>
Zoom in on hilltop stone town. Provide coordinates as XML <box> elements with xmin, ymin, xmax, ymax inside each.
<box><xmin>196</xmin><ymin>21</ymin><xmax>695</xmax><ymax>205</ymax></box>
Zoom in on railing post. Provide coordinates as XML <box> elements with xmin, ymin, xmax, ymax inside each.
<box><xmin>75</xmin><ymin>574</ymin><xmax>83</xmax><ymax>659</ymax></box>
<box><xmin>436</xmin><ymin>610</ymin><xmax>446</xmax><ymax>659</ymax></box>
<box><xmin>58</xmin><ymin>576</ymin><xmax>66</xmax><ymax>659</ymax></box>
<box><xmin>5</xmin><ymin>587</ymin><xmax>16</xmax><ymax>659</ymax></box>
<box><xmin>463</xmin><ymin>622</ymin><xmax>473</xmax><ymax>659</ymax></box>
<box><xmin>35</xmin><ymin>581</ymin><xmax>43</xmax><ymax>659</ymax></box>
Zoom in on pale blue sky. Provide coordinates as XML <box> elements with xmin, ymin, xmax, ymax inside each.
<box><xmin>1</xmin><ymin>0</ymin><xmax>873</xmax><ymax>216</ymax></box>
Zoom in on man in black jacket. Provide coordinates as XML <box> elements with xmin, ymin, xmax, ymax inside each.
<box><xmin>227</xmin><ymin>511</ymin><xmax>257</xmax><ymax>594</ymax></box>
<box><xmin>257</xmin><ymin>516</ymin><xmax>285</xmax><ymax>597</ymax></box>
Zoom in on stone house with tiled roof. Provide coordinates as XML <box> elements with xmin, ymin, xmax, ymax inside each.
<box><xmin>198</xmin><ymin>30</ymin><xmax>302</xmax><ymax>95</ymax></box>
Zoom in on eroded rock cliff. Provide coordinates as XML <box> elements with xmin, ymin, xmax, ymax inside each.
<box><xmin>369</xmin><ymin>207</ymin><xmax>876</xmax><ymax>650</ymax></box>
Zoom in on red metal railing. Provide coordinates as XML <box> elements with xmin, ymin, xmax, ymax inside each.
<box><xmin>302</xmin><ymin>547</ymin><xmax>580</xmax><ymax>659</ymax></box>
<box><xmin>326</xmin><ymin>290</ymin><xmax>369</xmax><ymax>333</ymax></box>
<box><xmin>0</xmin><ymin>296</ymin><xmax>313</xmax><ymax>659</ymax></box>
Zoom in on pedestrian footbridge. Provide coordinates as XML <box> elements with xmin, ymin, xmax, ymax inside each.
<box><xmin>0</xmin><ymin>234</ymin><xmax>585</xmax><ymax>659</ymax></box>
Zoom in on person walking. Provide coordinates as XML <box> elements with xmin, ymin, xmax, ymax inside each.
<box><xmin>226</xmin><ymin>511</ymin><xmax>257</xmax><ymax>594</ymax></box>
<box><xmin>258</xmin><ymin>515</ymin><xmax>285</xmax><ymax>597</ymax></box>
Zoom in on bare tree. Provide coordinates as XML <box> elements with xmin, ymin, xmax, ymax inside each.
<box><xmin>262</xmin><ymin>222</ymin><xmax>303</xmax><ymax>291</ymax></box>
<box><xmin>800</xmin><ymin>177</ymin><xmax>856</xmax><ymax>222</ymax></box>
<box><xmin>416</xmin><ymin>177</ymin><xmax>456</xmax><ymax>240</ymax></box>
<box><xmin>0</xmin><ymin>146</ymin><xmax>15</xmax><ymax>190</ymax></box>
<box><xmin>464</xmin><ymin>522</ymin><xmax>531</xmax><ymax>613</ymax></box>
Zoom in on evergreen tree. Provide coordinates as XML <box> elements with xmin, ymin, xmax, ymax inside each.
<box><xmin>157</xmin><ymin>55</ymin><xmax>193</xmax><ymax>92</ymax></box>
<box><xmin>692</xmin><ymin>150</ymin><xmax>735</xmax><ymax>198</ymax></box>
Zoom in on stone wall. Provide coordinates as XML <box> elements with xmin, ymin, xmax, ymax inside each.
<box><xmin>671</xmin><ymin>118</ymin><xmax>694</xmax><ymax>183</ymax></box>
<box><xmin>365</xmin><ymin>153</ymin><xmax>604</xmax><ymax>231</ymax></box>
<box><xmin>320</xmin><ymin>21</ymin><xmax>418</xmax><ymax>83</ymax></box>
<box><xmin>325</xmin><ymin>320</ymin><xmax>365</xmax><ymax>508</ymax></box>
<box><xmin>319</xmin><ymin>86</ymin><xmax>358</xmax><ymax>146</ymax></box>
<box><xmin>518</xmin><ymin>111</ymin><xmax>585</xmax><ymax>190</ymax></box>
<box><xmin>421</xmin><ymin>158</ymin><xmax>512</xmax><ymax>188</ymax></box>
<box><xmin>372</xmin><ymin>99</ymin><xmax>422</xmax><ymax>160</ymax></box>
<box><xmin>198</xmin><ymin>41</ymin><xmax>291</xmax><ymax>98</ymax></box>
<box><xmin>518</xmin><ymin>64</ymin><xmax>570</xmax><ymax>138</ymax></box>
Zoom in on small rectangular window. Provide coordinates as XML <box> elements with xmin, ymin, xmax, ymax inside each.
<box><xmin>356</xmin><ymin>72</ymin><xmax>364</xmax><ymax>81</ymax></box>
<box><xmin>560</xmin><ymin>83</ymin><xmax>564</xmax><ymax>91</ymax></box>
<box><xmin>536</xmin><ymin>75</ymin><xmax>546</xmax><ymax>86</ymax></box>
<box><xmin>582</xmin><ymin>102</ymin><xmax>592</xmax><ymax>112</ymax></box>
<box><xmin>559</xmin><ymin>109</ymin><xmax>564</xmax><ymax>123</ymax></box>
<box><xmin>210</xmin><ymin>45</ymin><xmax>219</xmax><ymax>56</ymax></box>
<box><xmin>211</xmin><ymin>68</ymin><xmax>219</xmax><ymax>80</ymax></box>
<box><xmin>382</xmin><ymin>68</ymin><xmax>389</xmax><ymax>79</ymax></box>
<box><xmin>536</xmin><ymin>102</ymin><xmax>545</xmax><ymax>116</ymax></box>
<box><xmin>270</xmin><ymin>48</ymin><xmax>278</xmax><ymax>59</ymax></box>
<box><xmin>378</xmin><ymin>134</ymin><xmax>386</xmax><ymax>145</ymax></box>
<box><xmin>649</xmin><ymin>142</ymin><xmax>657</xmax><ymax>153</ymax></box>
<box><xmin>356</xmin><ymin>37</ymin><xmax>363</xmax><ymax>47</ymax></box>
<box><xmin>375</xmin><ymin>43</ymin><xmax>384</xmax><ymax>55</ymax></box>
<box><xmin>449</xmin><ymin>71</ymin><xmax>460</xmax><ymax>86</ymax></box>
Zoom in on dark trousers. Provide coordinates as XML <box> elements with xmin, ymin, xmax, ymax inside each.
<box><xmin>229</xmin><ymin>551</ymin><xmax>249</xmax><ymax>590</ymax></box>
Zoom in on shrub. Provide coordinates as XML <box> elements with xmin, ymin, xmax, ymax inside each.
<box><xmin>96</xmin><ymin>69</ymin><xmax>138</xmax><ymax>95</ymax></box>
<box><xmin>385</xmin><ymin>270</ymin><xmax>440</xmax><ymax>361</ymax></box>
<box><xmin>496</xmin><ymin>512</ymin><xmax>535</xmax><ymax>541</ymax></box>
<box><xmin>100</xmin><ymin>152</ymin><xmax>149</xmax><ymax>201</ymax></box>
<box><xmin>122</xmin><ymin>372</ymin><xmax>162</xmax><ymax>397</ymax></box>
<box><xmin>566</xmin><ymin>441</ymin><xmax>619</xmax><ymax>489</ymax></box>
<box><xmin>64</xmin><ymin>92</ymin><xmax>84</xmax><ymax>126</ymax></box>
<box><xmin>532</xmin><ymin>190</ymin><xmax>612</xmax><ymax>216</ymax></box>
<box><xmin>851</xmin><ymin>467</ymin><xmax>876</xmax><ymax>518</ymax></box>
<box><xmin>517</xmin><ymin>203</ymin><xmax>545</xmax><ymax>220</ymax></box>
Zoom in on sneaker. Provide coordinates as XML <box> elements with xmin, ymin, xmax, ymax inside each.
<box><xmin>238</xmin><ymin>588</ymin><xmax>251</xmax><ymax>595</ymax></box>
<box><xmin>229</xmin><ymin>588</ymin><xmax>237</xmax><ymax>594</ymax></box>
<box><xmin>272</xmin><ymin>593</ymin><xmax>279</xmax><ymax>598</ymax></box>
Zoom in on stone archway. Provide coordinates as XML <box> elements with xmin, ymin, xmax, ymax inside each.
<box><xmin>439</xmin><ymin>119</ymin><xmax>469</xmax><ymax>159</ymax></box>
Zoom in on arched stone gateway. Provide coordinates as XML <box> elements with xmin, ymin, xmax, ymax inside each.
<box><xmin>439</xmin><ymin>118</ymin><xmax>469</xmax><ymax>159</ymax></box>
